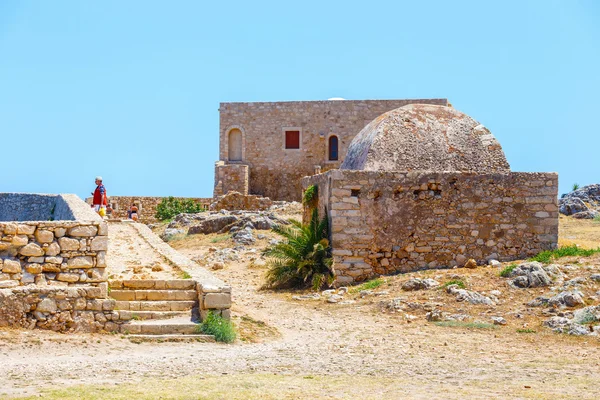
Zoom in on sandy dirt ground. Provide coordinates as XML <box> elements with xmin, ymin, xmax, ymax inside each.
<box><xmin>1</xmin><ymin>215</ymin><xmax>600</xmax><ymax>399</ymax></box>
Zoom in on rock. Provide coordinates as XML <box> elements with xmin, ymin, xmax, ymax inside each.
<box><xmin>161</xmin><ymin>228</ymin><xmax>185</xmax><ymax>241</ymax></box>
<box><xmin>188</xmin><ymin>215</ymin><xmax>238</xmax><ymax>235</ymax></box>
<box><xmin>491</xmin><ymin>316</ymin><xmax>507</xmax><ymax>325</ymax></box>
<box><xmin>36</xmin><ymin>298</ymin><xmax>57</xmax><ymax>313</ymax></box>
<box><xmin>446</xmin><ymin>284</ymin><xmax>494</xmax><ymax>305</ymax></box>
<box><xmin>426</xmin><ymin>309</ymin><xmax>444</xmax><ymax>322</ymax></box>
<box><xmin>590</xmin><ymin>274</ymin><xmax>600</xmax><ymax>282</ymax></box>
<box><xmin>543</xmin><ymin>264</ymin><xmax>564</xmax><ymax>280</ymax></box>
<box><xmin>2</xmin><ymin>259</ymin><xmax>21</xmax><ymax>274</ymax></box>
<box><xmin>508</xmin><ymin>262</ymin><xmax>553</xmax><ymax>288</ymax></box>
<box><xmin>211</xmin><ymin>262</ymin><xmax>225</xmax><ymax>270</ymax></box>
<box><xmin>549</xmin><ymin>291</ymin><xmax>585</xmax><ymax>308</ymax></box>
<box><xmin>488</xmin><ymin>259</ymin><xmax>501</xmax><ymax>267</ymax></box>
<box><xmin>292</xmin><ymin>294</ymin><xmax>321</xmax><ymax>301</ymax></box>
<box><xmin>464</xmin><ymin>259</ymin><xmax>478</xmax><ymax>269</ymax></box>
<box><xmin>572</xmin><ymin>306</ymin><xmax>600</xmax><ymax>325</ymax></box>
<box><xmin>338</xmin><ymin>287</ymin><xmax>349</xmax><ymax>295</ymax></box>
<box><xmin>571</xmin><ymin>210</ymin><xmax>599</xmax><ymax>219</ymax></box>
<box><xmin>232</xmin><ymin>227</ymin><xmax>255</xmax><ymax>245</ymax></box>
<box><xmin>35</xmin><ymin>230</ymin><xmax>54</xmax><ymax>243</ymax></box>
<box><xmin>327</xmin><ymin>294</ymin><xmax>343</xmax><ymax>303</ymax></box>
<box><xmin>490</xmin><ymin>290</ymin><xmax>502</xmax><ymax>297</ymax></box>
<box><xmin>544</xmin><ymin>316</ymin><xmax>591</xmax><ymax>336</ymax></box>
<box><xmin>68</xmin><ymin>226</ymin><xmax>98</xmax><ymax>237</ymax></box>
<box><xmin>19</xmin><ymin>243</ymin><xmax>44</xmax><ymax>257</ymax></box>
<box><xmin>558</xmin><ymin>197</ymin><xmax>589</xmax><ymax>216</ymax></box>
<box><xmin>565</xmin><ymin>277</ymin><xmax>586</xmax><ymax>286</ymax></box>
<box><xmin>560</xmin><ymin>184</ymin><xmax>600</xmax><ymax>215</ymax></box>
<box><xmin>322</xmin><ymin>289</ymin><xmax>336</xmax><ymax>296</ymax></box>
<box><xmin>402</xmin><ymin>278</ymin><xmax>440</xmax><ymax>291</ymax></box>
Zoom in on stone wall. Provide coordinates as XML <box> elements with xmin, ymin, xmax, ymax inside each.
<box><xmin>0</xmin><ymin>285</ymin><xmax>117</xmax><ymax>332</ymax></box>
<box><xmin>210</xmin><ymin>191</ymin><xmax>273</xmax><ymax>212</ymax></box>
<box><xmin>87</xmin><ymin>196</ymin><xmax>212</xmax><ymax>224</ymax></box>
<box><xmin>302</xmin><ymin>170</ymin><xmax>559</xmax><ymax>284</ymax></box>
<box><xmin>0</xmin><ymin>194</ymin><xmax>108</xmax><ymax>288</ymax></box>
<box><xmin>214</xmin><ymin>162</ymin><xmax>249</xmax><ymax>197</ymax></box>
<box><xmin>217</xmin><ymin>99</ymin><xmax>449</xmax><ymax>201</ymax></box>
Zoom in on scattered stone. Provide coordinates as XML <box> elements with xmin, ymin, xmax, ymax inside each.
<box><xmin>491</xmin><ymin>316</ymin><xmax>507</xmax><ymax>325</ymax></box>
<box><xmin>508</xmin><ymin>262</ymin><xmax>552</xmax><ymax>288</ymax></box>
<box><xmin>426</xmin><ymin>309</ymin><xmax>444</xmax><ymax>322</ymax></box>
<box><xmin>446</xmin><ymin>284</ymin><xmax>494</xmax><ymax>305</ymax></box>
<box><xmin>232</xmin><ymin>227</ymin><xmax>255</xmax><ymax>245</ymax></box>
<box><xmin>590</xmin><ymin>274</ymin><xmax>600</xmax><ymax>282</ymax></box>
<box><xmin>488</xmin><ymin>259</ymin><xmax>501</xmax><ymax>267</ymax></box>
<box><xmin>327</xmin><ymin>294</ymin><xmax>343</xmax><ymax>303</ymax></box>
<box><xmin>402</xmin><ymin>278</ymin><xmax>440</xmax><ymax>291</ymax></box>
<box><xmin>292</xmin><ymin>294</ymin><xmax>321</xmax><ymax>301</ymax></box>
<box><xmin>464</xmin><ymin>259</ymin><xmax>478</xmax><ymax>269</ymax></box>
<box><xmin>211</xmin><ymin>262</ymin><xmax>225</xmax><ymax>270</ymax></box>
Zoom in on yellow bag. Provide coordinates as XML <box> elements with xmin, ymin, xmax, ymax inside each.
<box><xmin>98</xmin><ymin>207</ymin><xmax>106</xmax><ymax>217</ymax></box>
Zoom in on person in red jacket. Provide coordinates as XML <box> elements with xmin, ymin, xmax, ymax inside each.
<box><xmin>91</xmin><ymin>176</ymin><xmax>108</xmax><ymax>215</ymax></box>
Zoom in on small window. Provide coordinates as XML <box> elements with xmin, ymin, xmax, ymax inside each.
<box><xmin>328</xmin><ymin>135</ymin><xmax>339</xmax><ymax>160</ymax></box>
<box><xmin>285</xmin><ymin>130</ymin><xmax>300</xmax><ymax>149</ymax></box>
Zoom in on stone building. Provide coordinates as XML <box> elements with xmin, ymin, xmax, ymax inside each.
<box><xmin>214</xmin><ymin>98</ymin><xmax>448</xmax><ymax>201</ymax></box>
<box><xmin>302</xmin><ymin>104</ymin><xmax>559</xmax><ymax>284</ymax></box>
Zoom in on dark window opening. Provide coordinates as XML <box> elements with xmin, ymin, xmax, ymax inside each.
<box><xmin>328</xmin><ymin>135</ymin><xmax>339</xmax><ymax>160</ymax></box>
<box><xmin>285</xmin><ymin>130</ymin><xmax>300</xmax><ymax>149</ymax></box>
<box><xmin>351</xmin><ymin>189</ymin><xmax>360</xmax><ymax>197</ymax></box>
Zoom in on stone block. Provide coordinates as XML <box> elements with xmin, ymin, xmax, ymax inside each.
<box><xmin>203</xmin><ymin>293</ymin><xmax>231</xmax><ymax>309</ymax></box>
<box><xmin>17</xmin><ymin>224</ymin><xmax>36</xmax><ymax>235</ymax></box>
<box><xmin>25</xmin><ymin>263</ymin><xmax>42</xmax><ymax>274</ymax></box>
<box><xmin>2</xmin><ymin>259</ymin><xmax>21</xmax><ymax>274</ymax></box>
<box><xmin>35</xmin><ymin>230</ymin><xmax>54</xmax><ymax>243</ymax></box>
<box><xmin>19</xmin><ymin>243</ymin><xmax>44</xmax><ymax>257</ymax></box>
<box><xmin>56</xmin><ymin>273</ymin><xmax>80</xmax><ymax>283</ymax></box>
<box><xmin>98</xmin><ymin>222</ymin><xmax>108</xmax><ymax>236</ymax></box>
<box><xmin>54</xmin><ymin>227</ymin><xmax>66</xmax><ymax>238</ymax></box>
<box><xmin>44</xmin><ymin>242</ymin><xmax>61</xmax><ymax>256</ymax></box>
<box><xmin>3</xmin><ymin>223</ymin><xmax>17</xmax><ymax>235</ymax></box>
<box><xmin>90</xmin><ymin>236</ymin><xmax>108</xmax><ymax>251</ymax></box>
<box><xmin>36</xmin><ymin>298</ymin><xmax>57</xmax><ymax>313</ymax></box>
<box><xmin>58</xmin><ymin>237</ymin><xmax>79</xmax><ymax>251</ymax></box>
<box><xmin>42</xmin><ymin>263</ymin><xmax>61</xmax><ymax>273</ymax></box>
<box><xmin>68</xmin><ymin>225</ymin><xmax>98</xmax><ymax>237</ymax></box>
<box><xmin>11</xmin><ymin>235</ymin><xmax>29</xmax><ymax>247</ymax></box>
<box><xmin>67</xmin><ymin>256</ymin><xmax>94</xmax><ymax>269</ymax></box>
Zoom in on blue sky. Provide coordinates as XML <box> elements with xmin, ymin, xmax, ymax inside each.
<box><xmin>0</xmin><ymin>1</ymin><xmax>598</xmax><ymax>198</ymax></box>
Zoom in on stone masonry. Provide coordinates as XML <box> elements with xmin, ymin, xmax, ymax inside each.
<box><xmin>303</xmin><ymin>170</ymin><xmax>559</xmax><ymax>284</ymax></box>
<box><xmin>215</xmin><ymin>99</ymin><xmax>449</xmax><ymax>201</ymax></box>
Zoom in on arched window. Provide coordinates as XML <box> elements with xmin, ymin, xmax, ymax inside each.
<box><xmin>228</xmin><ymin>129</ymin><xmax>243</xmax><ymax>161</ymax></box>
<box><xmin>328</xmin><ymin>135</ymin><xmax>339</xmax><ymax>161</ymax></box>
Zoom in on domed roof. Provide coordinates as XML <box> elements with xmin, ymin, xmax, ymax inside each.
<box><xmin>341</xmin><ymin>104</ymin><xmax>510</xmax><ymax>173</ymax></box>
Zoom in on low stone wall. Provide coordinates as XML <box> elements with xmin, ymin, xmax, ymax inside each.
<box><xmin>0</xmin><ymin>194</ymin><xmax>107</xmax><ymax>288</ymax></box>
<box><xmin>0</xmin><ymin>284</ymin><xmax>117</xmax><ymax>333</ymax></box>
<box><xmin>209</xmin><ymin>191</ymin><xmax>273</xmax><ymax>212</ymax></box>
<box><xmin>214</xmin><ymin>162</ymin><xmax>249</xmax><ymax>197</ymax></box>
<box><xmin>302</xmin><ymin>170</ymin><xmax>559</xmax><ymax>284</ymax></box>
<box><xmin>86</xmin><ymin>196</ymin><xmax>212</xmax><ymax>224</ymax></box>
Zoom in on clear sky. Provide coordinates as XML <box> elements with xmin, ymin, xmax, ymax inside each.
<box><xmin>0</xmin><ymin>1</ymin><xmax>598</xmax><ymax>199</ymax></box>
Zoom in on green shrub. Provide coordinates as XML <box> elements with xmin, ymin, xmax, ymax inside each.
<box><xmin>572</xmin><ymin>183</ymin><xmax>580</xmax><ymax>191</ymax></box>
<box><xmin>303</xmin><ymin>185</ymin><xmax>318</xmax><ymax>206</ymax></box>
<box><xmin>349</xmin><ymin>278</ymin><xmax>385</xmax><ymax>293</ymax></box>
<box><xmin>442</xmin><ymin>279</ymin><xmax>465</xmax><ymax>289</ymax></box>
<box><xmin>196</xmin><ymin>311</ymin><xmax>237</xmax><ymax>343</ymax></box>
<box><xmin>531</xmin><ymin>245</ymin><xmax>600</xmax><ymax>263</ymax></box>
<box><xmin>499</xmin><ymin>263</ymin><xmax>518</xmax><ymax>277</ymax></box>
<box><xmin>155</xmin><ymin>197</ymin><xmax>205</xmax><ymax>221</ymax></box>
<box><xmin>516</xmin><ymin>328</ymin><xmax>537</xmax><ymax>334</ymax></box>
<box><xmin>594</xmin><ymin>214</ymin><xmax>600</xmax><ymax>223</ymax></box>
<box><xmin>264</xmin><ymin>208</ymin><xmax>334</xmax><ymax>291</ymax></box>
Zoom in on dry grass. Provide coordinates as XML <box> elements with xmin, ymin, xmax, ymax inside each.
<box><xmin>559</xmin><ymin>215</ymin><xmax>600</xmax><ymax>249</ymax></box>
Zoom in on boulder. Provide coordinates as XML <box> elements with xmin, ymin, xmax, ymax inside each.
<box><xmin>446</xmin><ymin>284</ymin><xmax>494</xmax><ymax>305</ymax></box>
<box><xmin>188</xmin><ymin>215</ymin><xmax>238</xmax><ymax>235</ymax></box>
<box><xmin>571</xmin><ymin>211</ymin><xmax>599</xmax><ymax>219</ymax></box>
<box><xmin>558</xmin><ymin>197</ymin><xmax>589</xmax><ymax>216</ymax></box>
<box><xmin>508</xmin><ymin>262</ymin><xmax>552</xmax><ymax>288</ymax></box>
<box><xmin>402</xmin><ymin>278</ymin><xmax>439</xmax><ymax>291</ymax></box>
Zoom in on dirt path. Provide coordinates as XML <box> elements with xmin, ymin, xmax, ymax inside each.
<box><xmin>1</xmin><ymin>223</ymin><xmax>600</xmax><ymax>399</ymax></box>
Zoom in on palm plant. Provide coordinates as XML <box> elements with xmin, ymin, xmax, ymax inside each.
<box><xmin>264</xmin><ymin>208</ymin><xmax>334</xmax><ymax>290</ymax></box>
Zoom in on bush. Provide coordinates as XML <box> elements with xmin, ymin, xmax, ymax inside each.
<box><xmin>264</xmin><ymin>208</ymin><xmax>334</xmax><ymax>291</ymax></box>
<box><xmin>442</xmin><ymin>279</ymin><xmax>465</xmax><ymax>289</ymax></box>
<box><xmin>155</xmin><ymin>197</ymin><xmax>205</xmax><ymax>221</ymax></box>
<box><xmin>499</xmin><ymin>263</ymin><xmax>518</xmax><ymax>277</ymax></box>
<box><xmin>531</xmin><ymin>245</ymin><xmax>600</xmax><ymax>263</ymax></box>
<box><xmin>196</xmin><ymin>311</ymin><xmax>236</xmax><ymax>343</ymax></box>
<box><xmin>349</xmin><ymin>278</ymin><xmax>385</xmax><ymax>293</ymax></box>
<box><xmin>303</xmin><ymin>185</ymin><xmax>318</xmax><ymax>206</ymax></box>
<box><xmin>572</xmin><ymin>183</ymin><xmax>580</xmax><ymax>191</ymax></box>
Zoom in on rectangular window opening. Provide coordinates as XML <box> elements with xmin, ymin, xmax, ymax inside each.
<box><xmin>285</xmin><ymin>130</ymin><xmax>300</xmax><ymax>149</ymax></box>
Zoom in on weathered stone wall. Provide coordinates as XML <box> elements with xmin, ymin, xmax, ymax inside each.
<box><xmin>214</xmin><ymin>162</ymin><xmax>249</xmax><ymax>197</ymax></box>
<box><xmin>0</xmin><ymin>285</ymin><xmax>118</xmax><ymax>332</ymax></box>
<box><xmin>302</xmin><ymin>170</ymin><xmax>559</xmax><ymax>284</ymax></box>
<box><xmin>0</xmin><ymin>193</ymin><xmax>108</xmax><ymax>288</ymax></box>
<box><xmin>218</xmin><ymin>99</ymin><xmax>449</xmax><ymax>201</ymax></box>
<box><xmin>210</xmin><ymin>191</ymin><xmax>273</xmax><ymax>212</ymax></box>
<box><xmin>86</xmin><ymin>196</ymin><xmax>212</xmax><ymax>224</ymax></box>
<box><xmin>0</xmin><ymin>193</ymin><xmax>58</xmax><ymax>221</ymax></box>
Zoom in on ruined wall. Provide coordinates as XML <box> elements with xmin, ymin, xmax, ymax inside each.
<box><xmin>210</xmin><ymin>191</ymin><xmax>272</xmax><ymax>212</ymax></box>
<box><xmin>302</xmin><ymin>170</ymin><xmax>559</xmax><ymax>284</ymax></box>
<box><xmin>88</xmin><ymin>196</ymin><xmax>212</xmax><ymax>224</ymax></box>
<box><xmin>214</xmin><ymin>162</ymin><xmax>249</xmax><ymax>197</ymax></box>
<box><xmin>218</xmin><ymin>99</ymin><xmax>449</xmax><ymax>201</ymax></box>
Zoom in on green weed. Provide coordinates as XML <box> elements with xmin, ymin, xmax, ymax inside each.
<box><xmin>180</xmin><ymin>271</ymin><xmax>192</xmax><ymax>279</ymax></box>
<box><xmin>210</xmin><ymin>234</ymin><xmax>230</xmax><ymax>243</ymax></box>
<box><xmin>531</xmin><ymin>245</ymin><xmax>600</xmax><ymax>263</ymax></box>
<box><xmin>349</xmin><ymin>278</ymin><xmax>385</xmax><ymax>293</ymax></box>
<box><xmin>516</xmin><ymin>329</ymin><xmax>537</xmax><ymax>334</ymax></box>
<box><xmin>499</xmin><ymin>263</ymin><xmax>518</xmax><ymax>277</ymax></box>
<box><xmin>442</xmin><ymin>279</ymin><xmax>465</xmax><ymax>289</ymax></box>
<box><xmin>196</xmin><ymin>311</ymin><xmax>237</xmax><ymax>343</ymax></box>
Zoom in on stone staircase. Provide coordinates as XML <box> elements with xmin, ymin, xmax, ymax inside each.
<box><xmin>109</xmin><ymin>279</ymin><xmax>214</xmax><ymax>342</ymax></box>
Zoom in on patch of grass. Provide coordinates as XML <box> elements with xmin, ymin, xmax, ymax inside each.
<box><xmin>196</xmin><ymin>311</ymin><xmax>237</xmax><ymax>343</ymax></box>
<box><xmin>349</xmin><ymin>278</ymin><xmax>385</xmax><ymax>293</ymax></box>
<box><xmin>180</xmin><ymin>271</ymin><xmax>192</xmax><ymax>279</ymax></box>
<box><xmin>516</xmin><ymin>328</ymin><xmax>537</xmax><ymax>334</ymax></box>
<box><xmin>499</xmin><ymin>263</ymin><xmax>518</xmax><ymax>277</ymax></box>
<box><xmin>442</xmin><ymin>279</ymin><xmax>465</xmax><ymax>289</ymax></box>
<box><xmin>434</xmin><ymin>321</ymin><xmax>497</xmax><ymax>329</ymax></box>
<box><xmin>130</xmin><ymin>314</ymin><xmax>140</xmax><ymax>321</ymax></box>
<box><xmin>572</xmin><ymin>183</ymin><xmax>580</xmax><ymax>191</ymax></box>
<box><xmin>531</xmin><ymin>245</ymin><xmax>600</xmax><ymax>263</ymax></box>
<box><xmin>594</xmin><ymin>214</ymin><xmax>600</xmax><ymax>223</ymax></box>
<box><xmin>210</xmin><ymin>234</ymin><xmax>230</xmax><ymax>243</ymax></box>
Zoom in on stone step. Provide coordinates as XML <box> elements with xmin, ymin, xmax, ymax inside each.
<box><xmin>126</xmin><ymin>334</ymin><xmax>215</xmax><ymax>343</ymax></box>
<box><xmin>114</xmin><ymin>300</ymin><xmax>196</xmax><ymax>312</ymax></box>
<box><xmin>116</xmin><ymin>310</ymin><xmax>190</xmax><ymax>321</ymax></box>
<box><xmin>119</xmin><ymin>316</ymin><xmax>199</xmax><ymax>335</ymax></box>
<box><xmin>110</xmin><ymin>289</ymin><xmax>197</xmax><ymax>301</ymax></box>
<box><xmin>109</xmin><ymin>279</ymin><xmax>196</xmax><ymax>291</ymax></box>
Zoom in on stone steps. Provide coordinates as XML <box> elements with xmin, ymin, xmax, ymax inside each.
<box><xmin>115</xmin><ymin>310</ymin><xmax>189</xmax><ymax>321</ymax></box>
<box><xmin>126</xmin><ymin>334</ymin><xmax>215</xmax><ymax>343</ymax></box>
<box><xmin>114</xmin><ymin>300</ymin><xmax>196</xmax><ymax>312</ymax></box>
<box><xmin>109</xmin><ymin>279</ymin><xmax>196</xmax><ymax>291</ymax></box>
<box><xmin>110</xmin><ymin>289</ymin><xmax>197</xmax><ymax>301</ymax></box>
<box><xmin>119</xmin><ymin>316</ymin><xmax>199</xmax><ymax>335</ymax></box>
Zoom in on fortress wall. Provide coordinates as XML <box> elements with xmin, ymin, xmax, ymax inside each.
<box><xmin>302</xmin><ymin>170</ymin><xmax>559</xmax><ymax>284</ymax></box>
<box><xmin>218</xmin><ymin>99</ymin><xmax>448</xmax><ymax>201</ymax></box>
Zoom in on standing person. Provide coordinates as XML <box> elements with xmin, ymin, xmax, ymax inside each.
<box><xmin>91</xmin><ymin>176</ymin><xmax>108</xmax><ymax>216</ymax></box>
